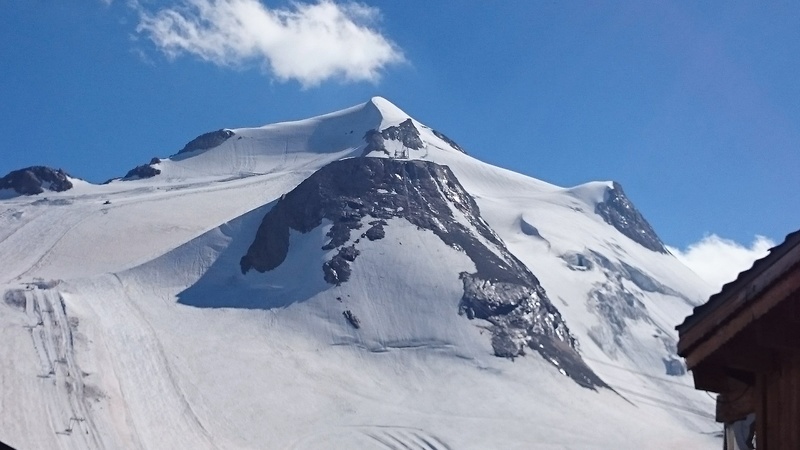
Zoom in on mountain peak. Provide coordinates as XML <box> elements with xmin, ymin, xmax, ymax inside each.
<box><xmin>596</xmin><ymin>182</ymin><xmax>667</xmax><ymax>253</ymax></box>
<box><xmin>367</xmin><ymin>96</ymin><xmax>411</xmax><ymax>123</ymax></box>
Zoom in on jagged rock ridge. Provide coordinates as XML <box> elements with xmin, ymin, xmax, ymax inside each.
<box><xmin>595</xmin><ymin>182</ymin><xmax>667</xmax><ymax>253</ymax></box>
<box><xmin>0</xmin><ymin>166</ymin><xmax>73</xmax><ymax>195</ymax></box>
<box><xmin>430</xmin><ymin>128</ymin><xmax>466</xmax><ymax>154</ymax></box>
<box><xmin>178</xmin><ymin>129</ymin><xmax>234</xmax><ymax>154</ymax></box>
<box><xmin>362</xmin><ymin>118</ymin><xmax>424</xmax><ymax>158</ymax></box>
<box><xmin>240</xmin><ymin>157</ymin><xmax>605</xmax><ymax>389</ymax></box>
<box><xmin>123</xmin><ymin>158</ymin><xmax>162</xmax><ymax>180</ymax></box>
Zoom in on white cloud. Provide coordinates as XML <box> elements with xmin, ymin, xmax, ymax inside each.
<box><xmin>668</xmin><ymin>234</ymin><xmax>775</xmax><ymax>293</ymax></box>
<box><xmin>135</xmin><ymin>0</ymin><xmax>404</xmax><ymax>87</ymax></box>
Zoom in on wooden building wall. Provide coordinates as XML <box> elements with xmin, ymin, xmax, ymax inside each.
<box><xmin>678</xmin><ymin>234</ymin><xmax>800</xmax><ymax>450</ymax></box>
<box><xmin>756</xmin><ymin>354</ymin><xmax>800</xmax><ymax>449</ymax></box>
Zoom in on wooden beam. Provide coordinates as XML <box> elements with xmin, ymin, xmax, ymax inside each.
<box><xmin>681</xmin><ymin>269</ymin><xmax>800</xmax><ymax>369</ymax></box>
<box><xmin>678</xmin><ymin>248</ymin><xmax>800</xmax><ymax>357</ymax></box>
<box><xmin>687</xmin><ymin>330</ymin><xmax>777</xmax><ymax>374</ymax></box>
<box><xmin>691</xmin><ymin>362</ymin><xmax>757</xmax><ymax>393</ymax></box>
<box><xmin>692</xmin><ymin>363</ymin><xmax>729</xmax><ymax>392</ymax></box>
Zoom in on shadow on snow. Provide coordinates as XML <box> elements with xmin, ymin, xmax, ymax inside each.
<box><xmin>176</xmin><ymin>200</ymin><xmax>332</xmax><ymax>310</ymax></box>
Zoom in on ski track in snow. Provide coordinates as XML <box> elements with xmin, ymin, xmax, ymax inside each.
<box><xmin>109</xmin><ymin>273</ymin><xmax>219</xmax><ymax>450</ymax></box>
<box><xmin>361</xmin><ymin>426</ymin><xmax>451</xmax><ymax>450</ymax></box>
<box><xmin>288</xmin><ymin>426</ymin><xmax>451</xmax><ymax>450</ymax></box>
<box><xmin>21</xmin><ymin>285</ymin><xmax>103</xmax><ymax>448</ymax></box>
<box><xmin>13</xmin><ymin>210</ymin><xmax>95</xmax><ymax>282</ymax></box>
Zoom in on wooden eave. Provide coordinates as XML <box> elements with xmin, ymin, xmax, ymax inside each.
<box><xmin>677</xmin><ymin>231</ymin><xmax>800</xmax><ymax>370</ymax></box>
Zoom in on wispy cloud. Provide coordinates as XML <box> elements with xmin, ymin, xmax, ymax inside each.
<box><xmin>135</xmin><ymin>0</ymin><xmax>404</xmax><ymax>87</ymax></box>
<box><xmin>668</xmin><ymin>234</ymin><xmax>774</xmax><ymax>293</ymax></box>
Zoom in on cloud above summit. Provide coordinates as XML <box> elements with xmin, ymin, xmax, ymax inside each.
<box><xmin>668</xmin><ymin>234</ymin><xmax>774</xmax><ymax>294</ymax></box>
<box><xmin>136</xmin><ymin>0</ymin><xmax>404</xmax><ymax>87</ymax></box>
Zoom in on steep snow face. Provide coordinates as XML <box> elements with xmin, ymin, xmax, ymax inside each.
<box><xmin>0</xmin><ymin>97</ymin><xmax>720</xmax><ymax>449</ymax></box>
<box><xmin>594</xmin><ymin>182</ymin><xmax>667</xmax><ymax>253</ymax></box>
<box><xmin>239</xmin><ymin>157</ymin><xmax>604</xmax><ymax>388</ymax></box>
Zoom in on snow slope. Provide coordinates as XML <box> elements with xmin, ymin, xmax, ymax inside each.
<box><xmin>0</xmin><ymin>97</ymin><xmax>718</xmax><ymax>449</ymax></box>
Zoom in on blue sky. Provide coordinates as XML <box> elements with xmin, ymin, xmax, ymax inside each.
<box><xmin>2</xmin><ymin>1</ymin><xmax>798</xmax><ymax>268</ymax></box>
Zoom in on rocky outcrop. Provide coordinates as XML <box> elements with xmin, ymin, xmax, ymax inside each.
<box><xmin>178</xmin><ymin>129</ymin><xmax>234</xmax><ymax>155</ymax></box>
<box><xmin>595</xmin><ymin>182</ymin><xmax>667</xmax><ymax>253</ymax></box>
<box><xmin>0</xmin><ymin>166</ymin><xmax>73</xmax><ymax>195</ymax></box>
<box><xmin>109</xmin><ymin>157</ymin><xmax>163</xmax><ymax>182</ymax></box>
<box><xmin>362</xmin><ymin>129</ymin><xmax>388</xmax><ymax>156</ymax></box>
<box><xmin>343</xmin><ymin>310</ymin><xmax>361</xmax><ymax>329</ymax></box>
<box><xmin>361</xmin><ymin>119</ymin><xmax>424</xmax><ymax>157</ymax></box>
<box><xmin>241</xmin><ymin>157</ymin><xmax>605</xmax><ymax>389</ymax></box>
<box><xmin>431</xmin><ymin>129</ymin><xmax>466</xmax><ymax>154</ymax></box>
<box><xmin>381</xmin><ymin>119</ymin><xmax>424</xmax><ymax>150</ymax></box>
<box><xmin>123</xmin><ymin>164</ymin><xmax>161</xmax><ymax>180</ymax></box>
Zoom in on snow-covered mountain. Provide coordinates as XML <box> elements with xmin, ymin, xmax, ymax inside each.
<box><xmin>0</xmin><ymin>97</ymin><xmax>718</xmax><ymax>449</ymax></box>
<box><xmin>0</xmin><ymin>166</ymin><xmax>78</xmax><ymax>198</ymax></box>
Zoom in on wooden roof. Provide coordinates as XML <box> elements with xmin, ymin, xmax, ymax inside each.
<box><xmin>677</xmin><ymin>229</ymin><xmax>800</xmax><ymax>368</ymax></box>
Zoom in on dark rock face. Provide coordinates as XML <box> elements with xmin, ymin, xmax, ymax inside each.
<box><xmin>343</xmin><ymin>310</ymin><xmax>361</xmax><ymax>329</ymax></box>
<box><xmin>0</xmin><ymin>166</ymin><xmax>73</xmax><ymax>195</ymax></box>
<box><xmin>364</xmin><ymin>220</ymin><xmax>386</xmax><ymax>240</ymax></box>
<box><xmin>381</xmin><ymin>119</ymin><xmax>424</xmax><ymax>150</ymax></box>
<box><xmin>595</xmin><ymin>182</ymin><xmax>667</xmax><ymax>253</ymax></box>
<box><xmin>362</xmin><ymin>129</ymin><xmax>388</xmax><ymax>156</ymax></box>
<box><xmin>123</xmin><ymin>164</ymin><xmax>161</xmax><ymax>180</ymax></box>
<box><xmin>323</xmin><ymin>246</ymin><xmax>359</xmax><ymax>285</ymax></box>
<box><xmin>361</xmin><ymin>119</ymin><xmax>424</xmax><ymax>158</ymax></box>
<box><xmin>241</xmin><ymin>157</ymin><xmax>605</xmax><ymax>389</ymax></box>
<box><xmin>431</xmin><ymin>129</ymin><xmax>466</xmax><ymax>154</ymax></box>
<box><xmin>458</xmin><ymin>274</ymin><xmax>606</xmax><ymax>390</ymax></box>
<box><xmin>178</xmin><ymin>129</ymin><xmax>234</xmax><ymax>154</ymax></box>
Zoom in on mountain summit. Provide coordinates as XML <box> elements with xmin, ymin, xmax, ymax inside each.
<box><xmin>0</xmin><ymin>98</ymin><xmax>717</xmax><ymax>449</ymax></box>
